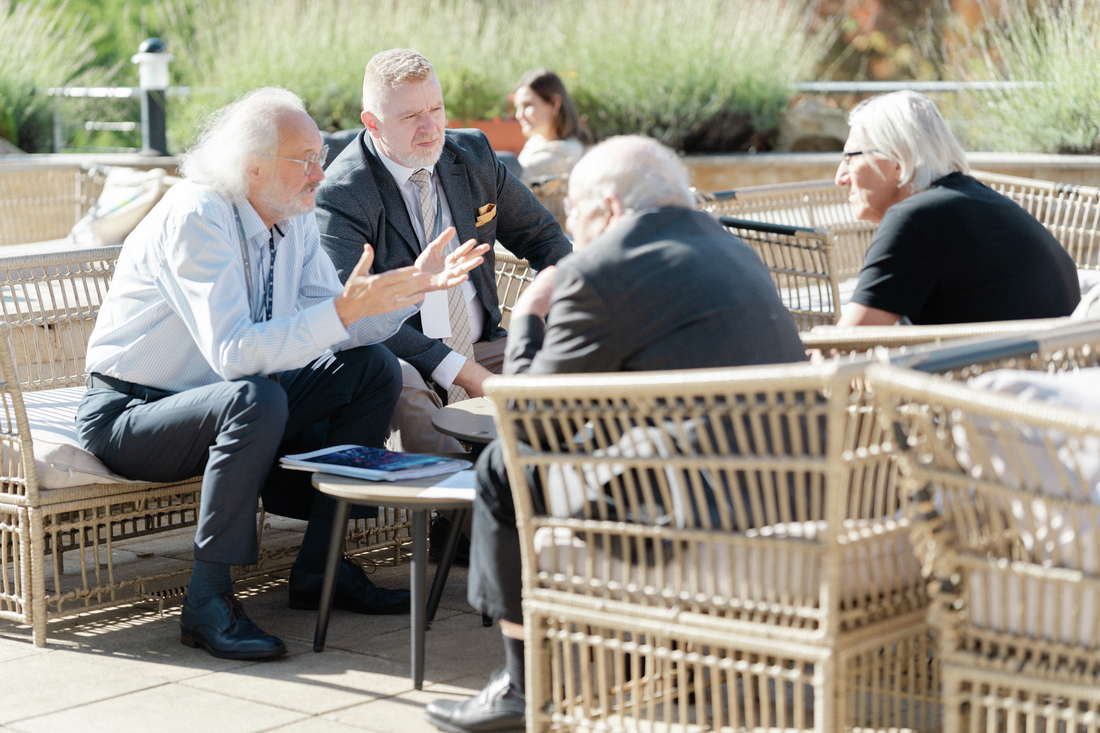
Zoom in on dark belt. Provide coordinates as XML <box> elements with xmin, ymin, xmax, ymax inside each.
<box><xmin>88</xmin><ymin>372</ymin><xmax>177</xmax><ymax>402</ymax></box>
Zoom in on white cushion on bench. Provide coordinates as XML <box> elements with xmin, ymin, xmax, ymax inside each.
<box><xmin>15</xmin><ymin>386</ymin><xmax>145</xmax><ymax>489</ymax></box>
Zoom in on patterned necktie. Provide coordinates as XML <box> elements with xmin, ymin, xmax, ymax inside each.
<box><xmin>409</xmin><ymin>168</ymin><xmax>474</xmax><ymax>404</ymax></box>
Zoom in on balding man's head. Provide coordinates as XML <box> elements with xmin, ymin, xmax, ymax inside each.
<box><xmin>565</xmin><ymin>136</ymin><xmax>693</xmax><ymax>247</ymax></box>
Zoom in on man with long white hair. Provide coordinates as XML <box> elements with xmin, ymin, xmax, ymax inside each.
<box><xmin>424</xmin><ymin>135</ymin><xmax>807</xmax><ymax>733</ymax></box>
<box><xmin>836</xmin><ymin>90</ymin><xmax>1079</xmax><ymax>325</ymax></box>
<box><xmin>76</xmin><ymin>87</ymin><xmax>486</xmax><ymax>660</ymax></box>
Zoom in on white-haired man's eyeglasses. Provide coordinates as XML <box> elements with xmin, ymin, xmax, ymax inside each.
<box><xmin>267</xmin><ymin>145</ymin><xmax>330</xmax><ymax>176</ymax></box>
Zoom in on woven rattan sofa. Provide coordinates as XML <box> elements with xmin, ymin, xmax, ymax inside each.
<box><xmin>0</xmin><ymin>162</ymin><xmax>107</xmax><ymax>247</ymax></box>
<box><xmin>868</xmin><ymin>323</ymin><xmax>1100</xmax><ymax>732</ymax></box>
<box><xmin>0</xmin><ymin>244</ymin><xmax>417</xmax><ymax>646</ymax></box>
<box><xmin>486</xmin><ymin>358</ymin><xmax>936</xmax><ymax>732</ymax></box>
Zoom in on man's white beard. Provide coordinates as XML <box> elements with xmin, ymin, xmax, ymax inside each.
<box><xmin>256</xmin><ymin>181</ymin><xmax>316</xmax><ymax>221</ymax></box>
<box><xmin>381</xmin><ymin>132</ymin><xmax>443</xmax><ymax>169</ymax></box>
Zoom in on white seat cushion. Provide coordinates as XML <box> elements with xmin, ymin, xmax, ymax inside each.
<box><xmin>956</xmin><ymin>368</ymin><xmax>1100</xmax><ymax>643</ymax></box>
<box><xmin>9</xmin><ymin>386</ymin><xmax>145</xmax><ymax>489</ymax></box>
<box><xmin>534</xmin><ymin>518</ymin><xmax>921</xmax><ymax>607</ymax></box>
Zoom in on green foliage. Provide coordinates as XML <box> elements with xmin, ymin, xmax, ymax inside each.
<box><xmin>154</xmin><ymin>0</ymin><xmax>834</xmax><ymax>153</ymax></box>
<box><xmin>946</xmin><ymin>0</ymin><xmax>1100</xmax><ymax>153</ymax></box>
<box><xmin>27</xmin><ymin>0</ymin><xmax>155</xmax><ymax>82</ymax></box>
<box><xmin>0</xmin><ymin>0</ymin><xmax>113</xmax><ymax>151</ymax></box>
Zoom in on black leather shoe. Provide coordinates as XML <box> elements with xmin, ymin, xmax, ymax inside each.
<box><xmin>429</xmin><ymin>515</ymin><xmax>470</xmax><ymax>564</ymax></box>
<box><xmin>288</xmin><ymin>556</ymin><xmax>411</xmax><ymax>614</ymax></box>
<box><xmin>424</xmin><ymin>667</ymin><xmax>525</xmax><ymax>733</ymax></box>
<box><xmin>180</xmin><ymin>592</ymin><xmax>286</xmax><ymax>660</ymax></box>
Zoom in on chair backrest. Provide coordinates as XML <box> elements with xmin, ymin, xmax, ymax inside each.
<box><xmin>0</xmin><ymin>163</ymin><xmax>107</xmax><ymax>246</ymax></box>
<box><xmin>972</xmin><ymin>170</ymin><xmax>1100</xmax><ymax>269</ymax></box>
<box><xmin>486</xmin><ymin>358</ymin><xmax>920</xmax><ymax>639</ymax></box>
<box><xmin>802</xmin><ymin>316</ymin><xmax>1076</xmax><ymax>357</ymax></box>
<box><xmin>720</xmin><ymin>216</ymin><xmax>840</xmax><ymax>330</ymax></box>
<box><xmin>528</xmin><ymin>174</ymin><xmax>568</xmax><ymax>227</ymax></box>
<box><xmin>493</xmin><ymin>247</ymin><xmax>534</xmax><ymax>332</ymax></box>
<box><xmin>697</xmin><ymin>180</ymin><xmax>874</xmax><ymax>279</ymax></box>
<box><xmin>0</xmin><ymin>246</ymin><xmax>121</xmax><ymax>390</ymax></box>
<box><xmin>696</xmin><ymin>174</ymin><xmax>1100</xmax><ymax>281</ymax></box>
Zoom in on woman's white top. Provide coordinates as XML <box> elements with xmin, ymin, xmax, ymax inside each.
<box><xmin>517</xmin><ymin>134</ymin><xmax>585</xmax><ymax>183</ymax></box>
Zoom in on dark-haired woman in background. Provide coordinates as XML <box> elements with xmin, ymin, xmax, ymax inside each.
<box><xmin>512</xmin><ymin>68</ymin><xmax>590</xmax><ymax>184</ymax></box>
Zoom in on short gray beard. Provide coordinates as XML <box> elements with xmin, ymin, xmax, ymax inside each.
<box><xmin>379</xmin><ymin>131</ymin><xmax>443</xmax><ymax>169</ymax></box>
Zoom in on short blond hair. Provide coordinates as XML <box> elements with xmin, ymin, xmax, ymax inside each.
<box><xmin>363</xmin><ymin>48</ymin><xmax>435</xmax><ymax>114</ymax></box>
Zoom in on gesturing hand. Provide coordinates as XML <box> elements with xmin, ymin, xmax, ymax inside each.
<box><xmin>414</xmin><ymin>226</ymin><xmax>490</xmax><ymax>290</ymax></box>
<box><xmin>334</xmin><ymin>243</ymin><xmax>436</xmax><ymax>327</ymax></box>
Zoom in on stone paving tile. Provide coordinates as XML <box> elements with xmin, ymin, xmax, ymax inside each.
<box><xmin>263</xmin><ymin>719</ymin><xmax>367</xmax><ymax>733</ymax></box>
<box><xmin>324</xmin><ymin>685</ymin><xmax>476</xmax><ymax>733</ymax></box>
<box><xmin>342</xmin><ymin>611</ymin><xmax>506</xmax><ymax>683</ymax></box>
<box><xmin>0</xmin><ymin>648</ymin><xmax>197</xmax><ymax>726</ymax></box>
<box><xmin>179</xmin><ymin>642</ymin><xmax>416</xmax><ymax>715</ymax></box>
<box><xmin>0</xmin><ymin>531</ymin><xmax>494</xmax><ymax>732</ymax></box>
<box><xmin>7</xmin><ymin>683</ymin><xmax>306</xmax><ymax>733</ymax></box>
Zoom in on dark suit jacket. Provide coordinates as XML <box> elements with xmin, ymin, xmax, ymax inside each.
<box><xmin>315</xmin><ymin>129</ymin><xmax>571</xmax><ymax>378</ymax></box>
<box><xmin>505</xmin><ymin>207</ymin><xmax>808</xmax><ymax>375</ymax></box>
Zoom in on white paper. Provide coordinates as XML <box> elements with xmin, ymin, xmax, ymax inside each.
<box><xmin>420</xmin><ymin>290</ymin><xmax>452</xmax><ymax>338</ymax></box>
<box><xmin>417</xmin><ymin>469</ymin><xmax>476</xmax><ymax>500</ymax></box>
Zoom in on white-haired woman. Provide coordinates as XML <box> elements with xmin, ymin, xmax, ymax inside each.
<box><xmin>835</xmin><ymin>90</ymin><xmax>1079</xmax><ymax>326</ymax></box>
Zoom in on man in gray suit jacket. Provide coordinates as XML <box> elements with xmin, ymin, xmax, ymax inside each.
<box><xmin>424</xmin><ymin>137</ymin><xmax>808</xmax><ymax>733</ymax></box>
<box><xmin>316</xmin><ymin>49</ymin><xmax>571</xmax><ymax>453</ymax></box>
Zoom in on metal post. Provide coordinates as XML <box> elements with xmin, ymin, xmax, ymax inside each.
<box><xmin>131</xmin><ymin>38</ymin><xmax>174</xmax><ymax>156</ymax></box>
<box><xmin>139</xmin><ymin>90</ymin><xmax>168</xmax><ymax>156</ymax></box>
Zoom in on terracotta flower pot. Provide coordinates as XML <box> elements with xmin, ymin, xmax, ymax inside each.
<box><xmin>448</xmin><ymin>117</ymin><xmax>526</xmax><ymax>154</ymax></box>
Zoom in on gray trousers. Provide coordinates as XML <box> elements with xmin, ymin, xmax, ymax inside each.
<box><xmin>76</xmin><ymin>345</ymin><xmax>401</xmax><ymax>565</ymax></box>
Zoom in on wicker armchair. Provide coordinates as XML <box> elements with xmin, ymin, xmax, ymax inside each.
<box><xmin>494</xmin><ymin>247</ymin><xmax>535</xmax><ymax>331</ymax></box>
<box><xmin>0</xmin><ymin>246</ymin><xmax>410</xmax><ymax>646</ymax></box>
<box><xmin>0</xmin><ymin>162</ymin><xmax>106</xmax><ymax>246</ymax></box>
<box><xmin>868</xmin><ymin>323</ymin><xmax>1100</xmax><ymax>732</ymax></box>
<box><xmin>696</xmin><ymin>181</ymin><xmax>872</xmax><ymax>280</ymax></box>
<box><xmin>719</xmin><ymin>217</ymin><xmax>841</xmax><ymax>330</ymax></box>
<box><xmin>696</xmin><ymin>172</ymin><xmax>1100</xmax><ymax>278</ymax></box>
<box><xmin>486</xmin><ymin>359</ymin><xmax>937</xmax><ymax>732</ymax></box>
<box><xmin>529</xmin><ymin>174</ymin><xmax>569</xmax><ymax>227</ymax></box>
<box><xmin>974</xmin><ymin>170</ymin><xmax>1100</xmax><ymax>269</ymax></box>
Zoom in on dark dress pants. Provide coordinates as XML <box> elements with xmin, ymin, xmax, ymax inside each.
<box><xmin>467</xmin><ymin>438</ymin><xmax>538</xmax><ymax>625</ymax></box>
<box><xmin>76</xmin><ymin>345</ymin><xmax>401</xmax><ymax>565</ymax></box>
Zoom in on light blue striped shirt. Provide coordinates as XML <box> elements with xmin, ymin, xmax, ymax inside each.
<box><xmin>86</xmin><ymin>180</ymin><xmax>418</xmax><ymax>392</ymax></box>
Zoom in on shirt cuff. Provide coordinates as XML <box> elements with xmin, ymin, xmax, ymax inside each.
<box><xmin>431</xmin><ymin>350</ymin><xmax>467</xmax><ymax>389</ymax></box>
<box><xmin>309</xmin><ymin>298</ymin><xmax>352</xmax><ymax>347</ymax></box>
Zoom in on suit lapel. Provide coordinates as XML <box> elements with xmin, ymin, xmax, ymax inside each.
<box><xmin>435</xmin><ymin>147</ymin><xmax>475</xmax><ymax>247</ymax></box>
<box><xmin>435</xmin><ymin>146</ymin><xmax>493</xmax><ymax>299</ymax></box>
<box><xmin>363</xmin><ymin>134</ymin><xmax>421</xmax><ymax>256</ymax></box>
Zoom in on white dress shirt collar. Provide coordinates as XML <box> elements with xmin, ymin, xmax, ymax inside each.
<box><xmin>375</xmin><ymin>145</ymin><xmax>437</xmax><ymax>188</ymax></box>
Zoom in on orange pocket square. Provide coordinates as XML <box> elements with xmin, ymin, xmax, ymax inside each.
<box><xmin>475</xmin><ymin>204</ymin><xmax>497</xmax><ymax>227</ymax></box>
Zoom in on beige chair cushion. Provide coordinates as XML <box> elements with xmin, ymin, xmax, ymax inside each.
<box><xmin>9</xmin><ymin>386</ymin><xmax>144</xmax><ymax>489</ymax></box>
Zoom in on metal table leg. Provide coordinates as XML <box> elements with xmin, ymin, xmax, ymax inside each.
<box><xmin>411</xmin><ymin>508</ymin><xmax>429</xmax><ymax>690</ymax></box>
<box><xmin>313</xmin><ymin>499</ymin><xmax>351</xmax><ymax>653</ymax></box>
<box><xmin>426</xmin><ymin>507</ymin><xmax>469</xmax><ymax>627</ymax></box>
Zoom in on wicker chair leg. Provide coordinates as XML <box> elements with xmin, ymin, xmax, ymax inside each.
<box><xmin>815</xmin><ymin>656</ymin><xmax>836</xmax><ymax>733</ymax></box>
<box><xmin>29</xmin><ymin>508</ymin><xmax>48</xmax><ymax>647</ymax></box>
